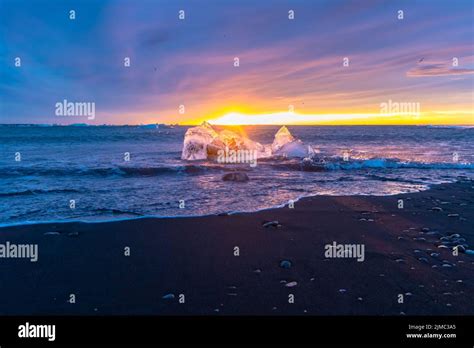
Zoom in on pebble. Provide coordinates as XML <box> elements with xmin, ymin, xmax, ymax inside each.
<box><xmin>279</xmin><ymin>260</ymin><xmax>292</xmax><ymax>269</ymax></box>
<box><xmin>262</xmin><ymin>221</ymin><xmax>280</xmax><ymax>228</ymax></box>
<box><xmin>418</xmin><ymin>257</ymin><xmax>429</xmax><ymax>263</ymax></box>
<box><xmin>430</xmin><ymin>253</ymin><xmax>440</xmax><ymax>258</ymax></box>
<box><xmin>395</xmin><ymin>258</ymin><xmax>405</xmax><ymax>263</ymax></box>
<box><xmin>447</xmin><ymin>214</ymin><xmax>459</xmax><ymax>218</ymax></box>
<box><xmin>357</xmin><ymin>297</ymin><xmax>363</xmax><ymax>301</ymax></box>
<box><xmin>285</xmin><ymin>281</ymin><xmax>298</xmax><ymax>288</ymax></box>
<box><xmin>162</xmin><ymin>293</ymin><xmax>175</xmax><ymax>300</ymax></box>
<box><xmin>44</xmin><ymin>231</ymin><xmax>60</xmax><ymax>235</ymax></box>
<box><xmin>431</xmin><ymin>207</ymin><xmax>443</xmax><ymax>211</ymax></box>
<box><xmin>421</xmin><ymin>227</ymin><xmax>430</xmax><ymax>232</ymax></box>
<box><xmin>68</xmin><ymin>231</ymin><xmax>79</xmax><ymax>237</ymax></box>
<box><xmin>253</xmin><ymin>269</ymin><xmax>262</xmax><ymax>274</ymax></box>
<box><xmin>338</xmin><ymin>288</ymin><xmax>347</xmax><ymax>293</ymax></box>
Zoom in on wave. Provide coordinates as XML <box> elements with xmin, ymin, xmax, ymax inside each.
<box><xmin>0</xmin><ymin>188</ymin><xmax>81</xmax><ymax>197</ymax></box>
<box><xmin>322</xmin><ymin>158</ymin><xmax>474</xmax><ymax>170</ymax></box>
<box><xmin>0</xmin><ymin>157</ymin><xmax>472</xmax><ymax>179</ymax></box>
<box><xmin>426</xmin><ymin>125</ymin><xmax>474</xmax><ymax>129</ymax></box>
<box><xmin>0</xmin><ymin>164</ymin><xmax>252</xmax><ymax>178</ymax></box>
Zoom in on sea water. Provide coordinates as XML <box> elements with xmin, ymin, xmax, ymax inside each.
<box><xmin>0</xmin><ymin>125</ymin><xmax>473</xmax><ymax>225</ymax></box>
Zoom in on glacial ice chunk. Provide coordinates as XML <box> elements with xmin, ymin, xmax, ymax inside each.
<box><xmin>181</xmin><ymin>121</ymin><xmax>219</xmax><ymax>160</ymax></box>
<box><xmin>182</xmin><ymin>122</ymin><xmax>270</xmax><ymax>161</ymax></box>
<box><xmin>182</xmin><ymin>123</ymin><xmax>312</xmax><ymax>161</ymax></box>
<box><xmin>271</xmin><ymin>126</ymin><xmax>313</xmax><ymax>157</ymax></box>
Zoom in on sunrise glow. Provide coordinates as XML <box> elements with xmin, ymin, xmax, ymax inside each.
<box><xmin>204</xmin><ymin>110</ymin><xmax>474</xmax><ymax>126</ymax></box>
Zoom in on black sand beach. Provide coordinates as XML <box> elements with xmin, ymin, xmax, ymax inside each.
<box><xmin>0</xmin><ymin>179</ymin><xmax>473</xmax><ymax>315</ymax></box>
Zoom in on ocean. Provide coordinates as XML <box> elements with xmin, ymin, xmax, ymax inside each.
<box><xmin>0</xmin><ymin>125</ymin><xmax>473</xmax><ymax>225</ymax></box>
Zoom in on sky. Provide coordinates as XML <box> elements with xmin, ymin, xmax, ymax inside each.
<box><xmin>0</xmin><ymin>0</ymin><xmax>473</xmax><ymax>125</ymax></box>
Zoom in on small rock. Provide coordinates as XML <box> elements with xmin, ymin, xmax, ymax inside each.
<box><xmin>253</xmin><ymin>269</ymin><xmax>262</xmax><ymax>274</ymax></box>
<box><xmin>162</xmin><ymin>293</ymin><xmax>175</xmax><ymax>300</ymax></box>
<box><xmin>338</xmin><ymin>288</ymin><xmax>347</xmax><ymax>293</ymax></box>
<box><xmin>44</xmin><ymin>231</ymin><xmax>60</xmax><ymax>235</ymax></box>
<box><xmin>431</xmin><ymin>207</ymin><xmax>443</xmax><ymax>211</ymax></box>
<box><xmin>285</xmin><ymin>281</ymin><xmax>298</xmax><ymax>288</ymax></box>
<box><xmin>68</xmin><ymin>231</ymin><xmax>79</xmax><ymax>237</ymax></box>
<box><xmin>447</xmin><ymin>214</ymin><xmax>459</xmax><ymax>218</ymax></box>
<box><xmin>222</xmin><ymin>172</ymin><xmax>249</xmax><ymax>182</ymax></box>
<box><xmin>279</xmin><ymin>260</ymin><xmax>292</xmax><ymax>269</ymax></box>
<box><xmin>421</xmin><ymin>227</ymin><xmax>430</xmax><ymax>232</ymax></box>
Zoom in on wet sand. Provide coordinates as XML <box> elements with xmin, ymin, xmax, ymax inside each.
<box><xmin>0</xmin><ymin>179</ymin><xmax>473</xmax><ymax>315</ymax></box>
